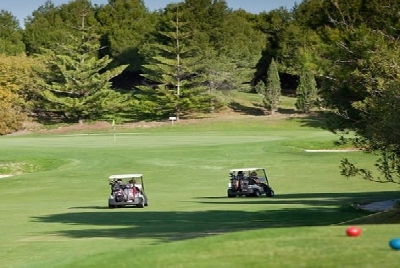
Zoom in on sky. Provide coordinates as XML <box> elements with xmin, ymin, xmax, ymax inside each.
<box><xmin>1</xmin><ymin>0</ymin><xmax>300</xmax><ymax>28</ymax></box>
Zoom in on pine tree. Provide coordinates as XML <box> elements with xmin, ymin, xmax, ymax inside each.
<box><xmin>254</xmin><ymin>80</ymin><xmax>268</xmax><ymax>111</ymax></box>
<box><xmin>295</xmin><ymin>70</ymin><xmax>317</xmax><ymax>113</ymax></box>
<box><xmin>136</xmin><ymin>4</ymin><xmax>212</xmax><ymax>120</ymax></box>
<box><xmin>256</xmin><ymin>59</ymin><xmax>281</xmax><ymax>114</ymax></box>
<box><xmin>38</xmin><ymin>12</ymin><xmax>128</xmax><ymax>123</ymax></box>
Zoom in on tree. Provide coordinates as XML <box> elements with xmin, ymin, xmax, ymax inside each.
<box><xmin>23</xmin><ymin>1</ymin><xmax>68</xmax><ymax>55</ymax></box>
<box><xmin>38</xmin><ymin>12</ymin><xmax>128</xmax><ymax>123</ymax></box>
<box><xmin>295</xmin><ymin>70</ymin><xmax>318</xmax><ymax>113</ymax></box>
<box><xmin>254</xmin><ymin>8</ymin><xmax>292</xmax><ymax>83</ymax></box>
<box><xmin>95</xmin><ymin>0</ymin><xmax>157</xmax><ymax>73</ymax></box>
<box><xmin>0</xmin><ymin>90</ymin><xmax>26</xmax><ymax>135</ymax></box>
<box><xmin>136</xmin><ymin>4</ymin><xmax>212</xmax><ymax>120</ymax></box>
<box><xmin>23</xmin><ymin>0</ymin><xmax>101</xmax><ymax>55</ymax></box>
<box><xmin>256</xmin><ymin>58</ymin><xmax>281</xmax><ymax>114</ymax></box>
<box><xmin>254</xmin><ymin>5</ymin><xmax>326</xmax><ymax>95</ymax></box>
<box><xmin>194</xmin><ymin>48</ymin><xmax>235</xmax><ymax>112</ymax></box>
<box><xmin>0</xmin><ymin>10</ymin><xmax>25</xmax><ymax>55</ymax></box>
<box><xmin>0</xmin><ymin>55</ymin><xmax>39</xmax><ymax>134</ymax></box>
<box><xmin>216</xmin><ymin>9</ymin><xmax>266</xmax><ymax>92</ymax></box>
<box><xmin>182</xmin><ymin>1</ymin><xmax>265</xmax><ymax>92</ymax></box>
<box><xmin>316</xmin><ymin>0</ymin><xmax>400</xmax><ymax>183</ymax></box>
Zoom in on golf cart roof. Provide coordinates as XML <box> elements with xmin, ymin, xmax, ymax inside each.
<box><xmin>229</xmin><ymin>168</ymin><xmax>264</xmax><ymax>173</ymax></box>
<box><xmin>109</xmin><ymin>174</ymin><xmax>143</xmax><ymax>180</ymax></box>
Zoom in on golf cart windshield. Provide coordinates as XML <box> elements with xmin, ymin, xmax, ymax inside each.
<box><xmin>229</xmin><ymin>168</ymin><xmax>268</xmax><ymax>182</ymax></box>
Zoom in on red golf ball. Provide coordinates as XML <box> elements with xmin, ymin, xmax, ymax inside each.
<box><xmin>346</xmin><ymin>226</ymin><xmax>362</xmax><ymax>237</ymax></box>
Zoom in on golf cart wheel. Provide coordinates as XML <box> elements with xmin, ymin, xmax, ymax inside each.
<box><xmin>267</xmin><ymin>190</ymin><xmax>275</xmax><ymax>197</ymax></box>
<box><xmin>253</xmin><ymin>190</ymin><xmax>261</xmax><ymax>197</ymax></box>
<box><xmin>137</xmin><ymin>199</ymin><xmax>145</xmax><ymax>208</ymax></box>
<box><xmin>227</xmin><ymin>190</ymin><xmax>236</xmax><ymax>198</ymax></box>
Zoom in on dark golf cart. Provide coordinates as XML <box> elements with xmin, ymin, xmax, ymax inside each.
<box><xmin>227</xmin><ymin>168</ymin><xmax>274</xmax><ymax>198</ymax></box>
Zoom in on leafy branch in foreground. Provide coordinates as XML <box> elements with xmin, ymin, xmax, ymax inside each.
<box><xmin>319</xmin><ymin>1</ymin><xmax>400</xmax><ymax>184</ymax></box>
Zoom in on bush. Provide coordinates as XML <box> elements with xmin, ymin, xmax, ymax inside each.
<box><xmin>0</xmin><ymin>105</ymin><xmax>27</xmax><ymax>135</ymax></box>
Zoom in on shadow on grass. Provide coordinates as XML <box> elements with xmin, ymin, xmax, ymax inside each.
<box><xmin>287</xmin><ymin>112</ymin><xmax>329</xmax><ymax>129</ymax></box>
<box><xmin>32</xmin><ymin>207</ymin><xmax>350</xmax><ymax>242</ymax></box>
<box><xmin>195</xmin><ymin>191</ymin><xmax>400</xmax><ymax>206</ymax></box>
<box><xmin>228</xmin><ymin>101</ymin><xmax>265</xmax><ymax>116</ymax></box>
<box><xmin>277</xmin><ymin>107</ymin><xmax>297</xmax><ymax>114</ymax></box>
<box><xmin>32</xmin><ymin>191</ymin><xmax>400</xmax><ymax>242</ymax></box>
<box><xmin>68</xmin><ymin>206</ymin><xmax>110</xmax><ymax>210</ymax></box>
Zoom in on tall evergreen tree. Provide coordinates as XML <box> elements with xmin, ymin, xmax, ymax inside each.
<box><xmin>256</xmin><ymin>58</ymin><xmax>281</xmax><ymax>114</ymax></box>
<box><xmin>136</xmin><ymin>4</ymin><xmax>212</xmax><ymax>120</ymax></box>
<box><xmin>295</xmin><ymin>70</ymin><xmax>318</xmax><ymax>113</ymax></box>
<box><xmin>38</xmin><ymin>12</ymin><xmax>128</xmax><ymax>123</ymax></box>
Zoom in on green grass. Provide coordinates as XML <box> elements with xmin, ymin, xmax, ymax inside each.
<box><xmin>231</xmin><ymin>91</ymin><xmax>296</xmax><ymax>109</ymax></box>
<box><xmin>0</xmin><ymin>115</ymin><xmax>399</xmax><ymax>268</ymax></box>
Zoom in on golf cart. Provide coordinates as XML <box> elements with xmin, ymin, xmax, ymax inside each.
<box><xmin>108</xmin><ymin>174</ymin><xmax>149</xmax><ymax>208</ymax></box>
<box><xmin>227</xmin><ymin>168</ymin><xmax>274</xmax><ymax>198</ymax></box>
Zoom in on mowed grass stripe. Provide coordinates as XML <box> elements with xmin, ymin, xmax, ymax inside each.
<box><xmin>1</xmin><ymin>133</ymin><xmax>292</xmax><ymax>149</ymax></box>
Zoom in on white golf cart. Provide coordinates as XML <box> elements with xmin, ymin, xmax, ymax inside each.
<box><xmin>227</xmin><ymin>168</ymin><xmax>274</xmax><ymax>198</ymax></box>
<box><xmin>108</xmin><ymin>174</ymin><xmax>148</xmax><ymax>208</ymax></box>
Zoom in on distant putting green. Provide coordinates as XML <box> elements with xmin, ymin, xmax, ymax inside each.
<box><xmin>0</xmin><ymin>116</ymin><xmax>398</xmax><ymax>268</ymax></box>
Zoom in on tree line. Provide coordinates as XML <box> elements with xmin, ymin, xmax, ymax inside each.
<box><xmin>1</xmin><ymin>0</ymin><xmax>400</xmax><ymax>183</ymax></box>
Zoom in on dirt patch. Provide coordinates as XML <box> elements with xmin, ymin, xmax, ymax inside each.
<box><xmin>36</xmin><ymin>121</ymin><xmax>114</xmax><ymax>135</ymax></box>
<box><xmin>8</xmin><ymin>110</ymin><xmax>306</xmax><ymax>136</ymax></box>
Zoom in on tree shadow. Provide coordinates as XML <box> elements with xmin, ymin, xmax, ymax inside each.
<box><xmin>31</xmin><ymin>191</ymin><xmax>400</xmax><ymax>242</ymax></box>
<box><xmin>32</xmin><ymin>207</ymin><xmax>351</xmax><ymax>242</ymax></box>
<box><xmin>34</xmin><ymin>111</ymin><xmax>77</xmax><ymax>125</ymax></box>
<box><xmin>194</xmin><ymin>191</ymin><xmax>400</xmax><ymax>206</ymax></box>
<box><xmin>287</xmin><ymin>112</ymin><xmax>329</xmax><ymax>129</ymax></box>
<box><xmin>227</xmin><ymin>102</ymin><xmax>329</xmax><ymax>131</ymax></box>
<box><xmin>228</xmin><ymin>101</ymin><xmax>265</xmax><ymax>116</ymax></box>
<box><xmin>277</xmin><ymin>107</ymin><xmax>297</xmax><ymax>114</ymax></box>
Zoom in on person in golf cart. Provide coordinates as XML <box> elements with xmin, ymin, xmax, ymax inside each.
<box><xmin>236</xmin><ymin>171</ymin><xmax>245</xmax><ymax>179</ymax></box>
<box><xmin>126</xmin><ymin>179</ymin><xmax>138</xmax><ymax>195</ymax></box>
<box><xmin>249</xmin><ymin>171</ymin><xmax>260</xmax><ymax>183</ymax></box>
<box><xmin>249</xmin><ymin>171</ymin><xmax>270</xmax><ymax>193</ymax></box>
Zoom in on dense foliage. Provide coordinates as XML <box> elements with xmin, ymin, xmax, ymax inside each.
<box><xmin>0</xmin><ymin>10</ymin><xmax>25</xmax><ymax>55</ymax></box>
<box><xmin>0</xmin><ymin>55</ymin><xmax>38</xmax><ymax>134</ymax></box>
